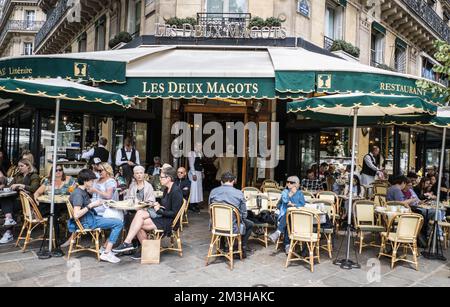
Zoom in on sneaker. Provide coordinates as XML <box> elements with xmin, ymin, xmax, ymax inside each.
<box><xmin>285</xmin><ymin>244</ymin><xmax>290</xmax><ymax>255</ymax></box>
<box><xmin>268</xmin><ymin>231</ymin><xmax>281</xmax><ymax>244</ymax></box>
<box><xmin>130</xmin><ymin>250</ymin><xmax>141</xmax><ymax>260</ymax></box>
<box><xmin>99</xmin><ymin>247</ymin><xmax>117</xmax><ymax>256</ymax></box>
<box><xmin>3</xmin><ymin>219</ymin><xmax>16</xmax><ymax>227</ymax></box>
<box><xmin>112</xmin><ymin>242</ymin><xmax>135</xmax><ymax>253</ymax></box>
<box><xmin>100</xmin><ymin>252</ymin><xmax>121</xmax><ymax>264</ymax></box>
<box><xmin>0</xmin><ymin>232</ymin><xmax>13</xmax><ymax>244</ymax></box>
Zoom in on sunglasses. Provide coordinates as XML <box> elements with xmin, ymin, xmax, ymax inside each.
<box><xmin>56</xmin><ymin>169</ymin><xmax>63</xmax><ymax>172</ymax></box>
<box><xmin>287</xmin><ymin>181</ymin><xmax>296</xmax><ymax>184</ymax></box>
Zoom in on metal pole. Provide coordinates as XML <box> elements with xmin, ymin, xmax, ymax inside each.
<box><xmin>432</xmin><ymin>126</ymin><xmax>446</xmax><ymax>253</ymax></box>
<box><xmin>48</xmin><ymin>98</ymin><xmax>60</xmax><ymax>252</ymax></box>
<box><xmin>346</xmin><ymin>106</ymin><xmax>359</xmax><ymax>261</ymax></box>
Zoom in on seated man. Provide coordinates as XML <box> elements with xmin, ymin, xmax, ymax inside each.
<box><xmin>386</xmin><ymin>175</ymin><xmax>417</xmax><ymax>206</ymax></box>
<box><xmin>113</xmin><ymin>167</ymin><xmax>183</xmax><ymax>260</ymax></box>
<box><xmin>209</xmin><ymin>172</ymin><xmax>253</xmax><ymax>258</ymax></box>
<box><xmin>301</xmin><ymin>169</ymin><xmax>324</xmax><ymax>193</ymax></box>
<box><xmin>175</xmin><ymin>167</ymin><xmax>191</xmax><ymax>200</ymax></box>
<box><xmin>269</xmin><ymin>176</ymin><xmax>306</xmax><ymax>254</ymax></box>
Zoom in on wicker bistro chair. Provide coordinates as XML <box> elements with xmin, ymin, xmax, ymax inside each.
<box><xmin>180</xmin><ymin>193</ymin><xmax>191</xmax><ymax>231</ymax></box>
<box><xmin>378</xmin><ymin>213</ymin><xmax>424</xmax><ymax>270</ymax></box>
<box><xmin>302</xmin><ymin>190</ymin><xmax>316</xmax><ymax>203</ymax></box>
<box><xmin>317</xmin><ymin>191</ymin><xmax>341</xmax><ymax>230</ymax></box>
<box><xmin>264</xmin><ymin>188</ymin><xmax>282</xmax><ymax>211</ymax></box>
<box><xmin>66</xmin><ymin>200</ymin><xmax>102</xmax><ymax>261</ymax></box>
<box><xmin>353</xmin><ymin>200</ymin><xmax>385</xmax><ymax>254</ymax></box>
<box><xmin>150</xmin><ymin>199</ymin><xmax>188</xmax><ymax>257</ymax></box>
<box><xmin>16</xmin><ymin>191</ymin><xmax>55</xmax><ymax>252</ymax></box>
<box><xmin>314</xmin><ymin>199</ymin><xmax>335</xmax><ymax>259</ymax></box>
<box><xmin>261</xmin><ymin>179</ymin><xmax>280</xmax><ymax>191</ymax></box>
<box><xmin>205</xmin><ymin>203</ymin><xmax>243</xmax><ymax>270</ymax></box>
<box><xmin>285</xmin><ymin>208</ymin><xmax>321</xmax><ymax>272</ymax></box>
<box><xmin>249</xmin><ymin>194</ymin><xmax>276</xmax><ymax>248</ymax></box>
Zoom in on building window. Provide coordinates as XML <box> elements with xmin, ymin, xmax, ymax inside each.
<box><xmin>95</xmin><ymin>15</ymin><xmax>106</xmax><ymax>51</ymax></box>
<box><xmin>23</xmin><ymin>42</ymin><xmax>33</xmax><ymax>55</ymax></box>
<box><xmin>206</xmin><ymin>0</ymin><xmax>248</xmax><ymax>13</ymax></box>
<box><xmin>394</xmin><ymin>40</ymin><xmax>407</xmax><ymax>73</ymax></box>
<box><xmin>370</xmin><ymin>29</ymin><xmax>385</xmax><ymax>67</ymax></box>
<box><xmin>324</xmin><ymin>1</ymin><xmax>344</xmax><ymax>46</ymax></box>
<box><xmin>127</xmin><ymin>0</ymin><xmax>141</xmax><ymax>37</ymax></box>
<box><xmin>78</xmin><ymin>32</ymin><xmax>87</xmax><ymax>52</ymax></box>
<box><xmin>25</xmin><ymin>10</ymin><xmax>35</xmax><ymax>29</ymax></box>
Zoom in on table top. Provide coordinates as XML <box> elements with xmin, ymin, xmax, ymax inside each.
<box><xmin>0</xmin><ymin>190</ymin><xmax>17</xmax><ymax>198</ymax></box>
<box><xmin>37</xmin><ymin>195</ymin><xmax>69</xmax><ymax>204</ymax></box>
<box><xmin>105</xmin><ymin>200</ymin><xmax>150</xmax><ymax>211</ymax></box>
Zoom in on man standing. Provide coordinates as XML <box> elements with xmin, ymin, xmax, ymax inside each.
<box><xmin>115</xmin><ymin>137</ymin><xmax>140</xmax><ymax>183</ymax></box>
<box><xmin>209</xmin><ymin>172</ymin><xmax>253</xmax><ymax>258</ymax></box>
<box><xmin>82</xmin><ymin>136</ymin><xmax>112</xmax><ymax>165</ymax></box>
<box><xmin>213</xmin><ymin>144</ymin><xmax>238</xmax><ymax>187</ymax></box>
<box><xmin>175</xmin><ymin>167</ymin><xmax>191</xmax><ymax>201</ymax></box>
<box><xmin>188</xmin><ymin>143</ymin><xmax>204</xmax><ymax>212</ymax></box>
<box><xmin>361</xmin><ymin>145</ymin><xmax>383</xmax><ymax>186</ymax></box>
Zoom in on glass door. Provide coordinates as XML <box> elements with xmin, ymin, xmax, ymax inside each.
<box><xmin>298</xmin><ymin>132</ymin><xmax>319</xmax><ymax>179</ymax></box>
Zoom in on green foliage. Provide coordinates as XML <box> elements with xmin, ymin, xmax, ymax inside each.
<box><xmin>108</xmin><ymin>31</ymin><xmax>132</xmax><ymax>49</ymax></box>
<box><xmin>416</xmin><ymin>40</ymin><xmax>450</xmax><ymax>105</ymax></box>
<box><xmin>375</xmin><ymin>63</ymin><xmax>396</xmax><ymax>72</ymax></box>
<box><xmin>165</xmin><ymin>17</ymin><xmax>197</xmax><ymax>28</ymax></box>
<box><xmin>330</xmin><ymin>40</ymin><xmax>360</xmax><ymax>58</ymax></box>
<box><xmin>249</xmin><ymin>17</ymin><xmax>283</xmax><ymax>28</ymax></box>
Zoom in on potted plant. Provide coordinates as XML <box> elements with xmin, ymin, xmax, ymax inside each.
<box><xmin>330</xmin><ymin>40</ymin><xmax>360</xmax><ymax>62</ymax></box>
<box><xmin>108</xmin><ymin>31</ymin><xmax>132</xmax><ymax>49</ymax></box>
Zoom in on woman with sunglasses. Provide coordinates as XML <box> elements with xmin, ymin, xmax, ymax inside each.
<box><xmin>268</xmin><ymin>176</ymin><xmax>305</xmax><ymax>254</ymax></box>
<box><xmin>0</xmin><ymin>159</ymin><xmax>40</xmax><ymax>244</ymax></box>
<box><xmin>89</xmin><ymin>162</ymin><xmax>118</xmax><ymax>217</ymax></box>
<box><xmin>34</xmin><ymin>166</ymin><xmax>76</xmax><ymax>253</ymax></box>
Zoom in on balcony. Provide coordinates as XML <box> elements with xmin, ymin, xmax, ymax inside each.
<box><xmin>35</xmin><ymin>0</ymin><xmax>110</xmax><ymax>54</ymax></box>
<box><xmin>323</xmin><ymin>36</ymin><xmax>334</xmax><ymax>51</ymax></box>
<box><xmin>379</xmin><ymin>0</ymin><xmax>450</xmax><ymax>54</ymax></box>
<box><xmin>0</xmin><ymin>20</ymin><xmax>44</xmax><ymax>53</ymax></box>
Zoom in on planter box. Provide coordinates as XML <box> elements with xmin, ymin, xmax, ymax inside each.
<box><xmin>332</xmin><ymin>50</ymin><xmax>359</xmax><ymax>63</ymax></box>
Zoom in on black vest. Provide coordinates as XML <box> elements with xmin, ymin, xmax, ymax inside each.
<box><xmin>121</xmin><ymin>148</ymin><xmax>136</xmax><ymax>163</ymax></box>
<box><xmin>362</xmin><ymin>153</ymin><xmax>377</xmax><ymax>177</ymax></box>
<box><xmin>89</xmin><ymin>147</ymin><xmax>109</xmax><ymax>164</ymax></box>
<box><xmin>194</xmin><ymin>156</ymin><xmax>203</xmax><ymax>172</ymax></box>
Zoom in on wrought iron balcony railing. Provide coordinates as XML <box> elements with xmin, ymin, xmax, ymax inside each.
<box><xmin>35</xmin><ymin>0</ymin><xmax>69</xmax><ymax>49</ymax></box>
<box><xmin>197</xmin><ymin>12</ymin><xmax>251</xmax><ymax>29</ymax></box>
<box><xmin>402</xmin><ymin>0</ymin><xmax>450</xmax><ymax>43</ymax></box>
<box><xmin>0</xmin><ymin>20</ymin><xmax>44</xmax><ymax>46</ymax></box>
<box><xmin>323</xmin><ymin>36</ymin><xmax>335</xmax><ymax>51</ymax></box>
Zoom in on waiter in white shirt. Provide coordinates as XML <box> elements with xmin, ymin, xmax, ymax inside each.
<box><xmin>361</xmin><ymin>145</ymin><xmax>383</xmax><ymax>186</ymax></box>
<box><xmin>115</xmin><ymin>136</ymin><xmax>140</xmax><ymax>182</ymax></box>
<box><xmin>81</xmin><ymin>136</ymin><xmax>112</xmax><ymax>165</ymax></box>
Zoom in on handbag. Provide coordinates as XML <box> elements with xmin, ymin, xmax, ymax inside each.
<box><xmin>103</xmin><ymin>207</ymin><xmax>124</xmax><ymax>221</ymax></box>
<box><xmin>147</xmin><ymin>207</ymin><xmax>162</xmax><ymax>219</ymax></box>
<box><xmin>141</xmin><ymin>239</ymin><xmax>161</xmax><ymax>264</ymax></box>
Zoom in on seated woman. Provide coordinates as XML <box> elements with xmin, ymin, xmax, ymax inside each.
<box><xmin>268</xmin><ymin>176</ymin><xmax>305</xmax><ymax>254</ymax></box>
<box><xmin>34</xmin><ymin>166</ymin><xmax>76</xmax><ymax>248</ymax></box>
<box><xmin>68</xmin><ymin>169</ymin><xmax>123</xmax><ymax>264</ymax></box>
<box><xmin>89</xmin><ymin>163</ymin><xmax>117</xmax><ymax>217</ymax></box>
<box><xmin>342</xmin><ymin>175</ymin><xmax>365</xmax><ymax>218</ymax></box>
<box><xmin>0</xmin><ymin>159</ymin><xmax>40</xmax><ymax>244</ymax></box>
<box><xmin>113</xmin><ymin>167</ymin><xmax>183</xmax><ymax>259</ymax></box>
<box><xmin>386</xmin><ymin>175</ymin><xmax>416</xmax><ymax>206</ymax></box>
<box><xmin>413</xmin><ymin>177</ymin><xmax>435</xmax><ymax>201</ymax></box>
<box><xmin>126</xmin><ymin>166</ymin><xmax>156</xmax><ymax>203</ymax></box>
<box><xmin>402</xmin><ymin>179</ymin><xmax>420</xmax><ymax>207</ymax></box>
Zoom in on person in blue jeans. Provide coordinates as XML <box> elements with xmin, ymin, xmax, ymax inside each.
<box><xmin>69</xmin><ymin>169</ymin><xmax>124</xmax><ymax>264</ymax></box>
<box><xmin>268</xmin><ymin>176</ymin><xmax>305</xmax><ymax>254</ymax></box>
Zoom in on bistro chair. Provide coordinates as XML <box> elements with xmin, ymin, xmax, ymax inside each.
<box><xmin>205</xmin><ymin>203</ymin><xmax>243</xmax><ymax>270</ymax></box>
<box><xmin>285</xmin><ymin>208</ymin><xmax>321</xmax><ymax>272</ymax></box>
<box><xmin>16</xmin><ymin>191</ymin><xmax>54</xmax><ymax>252</ymax></box>
<box><xmin>353</xmin><ymin>200</ymin><xmax>385</xmax><ymax>254</ymax></box>
<box><xmin>261</xmin><ymin>179</ymin><xmax>279</xmax><ymax>190</ymax></box>
<box><xmin>315</xmin><ymin>200</ymin><xmax>335</xmax><ymax>259</ymax></box>
<box><xmin>302</xmin><ymin>190</ymin><xmax>316</xmax><ymax>203</ymax></box>
<box><xmin>150</xmin><ymin>199</ymin><xmax>187</xmax><ymax>257</ymax></box>
<box><xmin>317</xmin><ymin>191</ymin><xmax>341</xmax><ymax>229</ymax></box>
<box><xmin>242</xmin><ymin>187</ymin><xmax>260</xmax><ymax>208</ymax></box>
<box><xmin>66</xmin><ymin>200</ymin><xmax>101</xmax><ymax>261</ymax></box>
<box><xmin>264</xmin><ymin>188</ymin><xmax>282</xmax><ymax>210</ymax></box>
<box><xmin>378</xmin><ymin>213</ymin><xmax>423</xmax><ymax>270</ymax></box>
<box><xmin>180</xmin><ymin>193</ymin><xmax>191</xmax><ymax>231</ymax></box>
<box><xmin>249</xmin><ymin>194</ymin><xmax>276</xmax><ymax>248</ymax></box>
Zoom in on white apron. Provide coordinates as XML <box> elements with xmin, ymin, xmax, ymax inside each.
<box><xmin>188</xmin><ymin>151</ymin><xmax>203</xmax><ymax>203</ymax></box>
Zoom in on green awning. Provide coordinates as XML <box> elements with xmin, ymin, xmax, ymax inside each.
<box><xmin>275</xmin><ymin>71</ymin><xmax>316</xmax><ymax>94</ymax></box>
<box><xmin>287</xmin><ymin>93</ymin><xmax>437</xmax><ymax>116</ymax></box>
<box><xmin>395</xmin><ymin>38</ymin><xmax>408</xmax><ymax>50</ymax></box>
<box><xmin>0</xmin><ymin>78</ymin><xmax>130</xmax><ymax>107</ymax></box>
<box><xmin>372</xmin><ymin>21</ymin><xmax>386</xmax><ymax>35</ymax></box>
<box><xmin>101</xmin><ymin>77</ymin><xmax>289</xmax><ymax>99</ymax></box>
<box><xmin>0</xmin><ymin>57</ymin><xmax>126</xmax><ymax>83</ymax></box>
